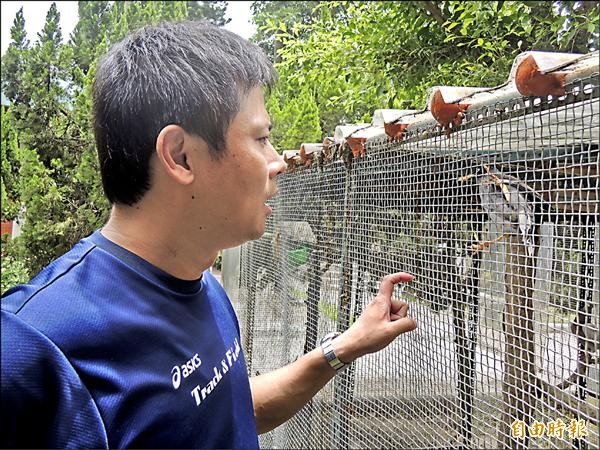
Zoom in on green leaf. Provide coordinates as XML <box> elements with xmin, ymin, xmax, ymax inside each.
<box><xmin>587</xmin><ymin>22</ymin><xmax>597</xmax><ymax>34</ymax></box>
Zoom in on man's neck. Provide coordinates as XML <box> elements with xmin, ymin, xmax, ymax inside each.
<box><xmin>101</xmin><ymin>205</ymin><xmax>219</xmax><ymax>280</ymax></box>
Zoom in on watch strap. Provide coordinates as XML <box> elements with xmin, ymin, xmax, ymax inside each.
<box><xmin>321</xmin><ymin>332</ymin><xmax>348</xmax><ymax>372</ymax></box>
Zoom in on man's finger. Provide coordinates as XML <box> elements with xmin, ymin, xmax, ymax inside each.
<box><xmin>378</xmin><ymin>272</ymin><xmax>414</xmax><ymax>298</ymax></box>
<box><xmin>390</xmin><ymin>300</ymin><xmax>409</xmax><ymax>319</ymax></box>
<box><xmin>388</xmin><ymin>317</ymin><xmax>417</xmax><ymax>335</ymax></box>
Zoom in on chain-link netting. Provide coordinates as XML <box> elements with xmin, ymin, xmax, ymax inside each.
<box><xmin>227</xmin><ymin>73</ymin><xmax>599</xmax><ymax>449</ymax></box>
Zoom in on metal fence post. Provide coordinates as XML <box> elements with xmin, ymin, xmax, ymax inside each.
<box><xmin>332</xmin><ymin>161</ymin><xmax>356</xmax><ymax>449</ymax></box>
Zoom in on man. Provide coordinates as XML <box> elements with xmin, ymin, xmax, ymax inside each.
<box><xmin>1</xmin><ymin>21</ymin><xmax>417</xmax><ymax>448</ymax></box>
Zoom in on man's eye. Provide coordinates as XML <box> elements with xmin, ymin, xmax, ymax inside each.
<box><xmin>258</xmin><ymin>136</ymin><xmax>270</xmax><ymax>145</ymax></box>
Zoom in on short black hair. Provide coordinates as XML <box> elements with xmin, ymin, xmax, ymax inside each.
<box><xmin>93</xmin><ymin>21</ymin><xmax>276</xmax><ymax>206</ymax></box>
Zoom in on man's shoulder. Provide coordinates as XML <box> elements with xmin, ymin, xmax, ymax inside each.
<box><xmin>0</xmin><ymin>234</ymin><xmax>122</xmax><ymax>347</ymax></box>
<box><xmin>2</xmin><ymin>235</ymin><xmax>99</xmax><ymax>314</ymax></box>
<box><xmin>1</xmin><ymin>309</ymin><xmax>109</xmax><ymax>448</ymax></box>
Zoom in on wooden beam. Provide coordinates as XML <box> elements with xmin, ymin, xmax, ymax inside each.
<box><xmin>498</xmin><ymin>232</ymin><xmax>539</xmax><ymax>449</ymax></box>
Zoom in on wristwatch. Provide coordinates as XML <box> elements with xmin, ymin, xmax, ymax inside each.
<box><xmin>320</xmin><ymin>332</ymin><xmax>348</xmax><ymax>372</ymax></box>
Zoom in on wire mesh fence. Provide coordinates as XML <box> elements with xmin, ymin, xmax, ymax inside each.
<box><xmin>225</xmin><ymin>72</ymin><xmax>599</xmax><ymax>449</ymax></box>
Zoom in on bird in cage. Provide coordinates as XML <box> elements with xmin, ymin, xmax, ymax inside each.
<box><xmin>458</xmin><ymin>164</ymin><xmax>539</xmax><ymax>258</ymax></box>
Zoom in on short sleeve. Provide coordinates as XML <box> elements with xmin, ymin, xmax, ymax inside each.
<box><xmin>1</xmin><ymin>310</ymin><xmax>109</xmax><ymax>449</ymax></box>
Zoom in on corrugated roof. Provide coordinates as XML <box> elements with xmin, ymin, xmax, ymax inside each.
<box><xmin>284</xmin><ymin>50</ymin><xmax>599</xmax><ymax>171</ymax></box>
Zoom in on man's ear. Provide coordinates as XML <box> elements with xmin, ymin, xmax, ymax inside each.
<box><xmin>156</xmin><ymin>125</ymin><xmax>194</xmax><ymax>185</ymax></box>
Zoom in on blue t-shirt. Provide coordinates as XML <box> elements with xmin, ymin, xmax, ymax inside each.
<box><xmin>1</xmin><ymin>231</ymin><xmax>259</xmax><ymax>449</ymax></box>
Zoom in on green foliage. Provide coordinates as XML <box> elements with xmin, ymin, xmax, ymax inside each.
<box><xmin>0</xmin><ymin>236</ymin><xmax>29</xmax><ymax>295</ymax></box>
<box><xmin>1</xmin><ymin>7</ymin><xmax>30</xmax><ymax>104</ymax></box>
<box><xmin>2</xmin><ymin>0</ymin><xmax>596</xmax><ymax>293</ymax></box>
<box><xmin>251</xmin><ymin>1</ymin><xmax>320</xmax><ymax>59</ymax></box>
<box><xmin>264</xmin><ymin>1</ymin><xmax>600</xmax><ymax>143</ymax></box>
<box><xmin>0</xmin><ymin>0</ymin><xmax>232</xmax><ymax>291</ymax></box>
<box><xmin>70</xmin><ymin>1</ymin><xmax>112</xmax><ymax>72</ymax></box>
<box><xmin>267</xmin><ymin>87</ymin><xmax>323</xmax><ymax>150</ymax></box>
<box><xmin>1</xmin><ymin>108</ymin><xmax>20</xmax><ymax>221</ymax></box>
<box><xmin>187</xmin><ymin>1</ymin><xmax>230</xmax><ymax>25</ymax></box>
<box><xmin>104</xmin><ymin>1</ymin><xmax>190</xmax><ymax>44</ymax></box>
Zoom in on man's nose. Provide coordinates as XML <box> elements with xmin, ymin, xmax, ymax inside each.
<box><xmin>268</xmin><ymin>146</ymin><xmax>287</xmax><ymax>177</ymax></box>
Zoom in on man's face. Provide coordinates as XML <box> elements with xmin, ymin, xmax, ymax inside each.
<box><xmin>193</xmin><ymin>86</ymin><xmax>286</xmax><ymax>248</ymax></box>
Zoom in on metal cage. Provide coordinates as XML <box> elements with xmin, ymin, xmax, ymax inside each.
<box><xmin>225</xmin><ymin>54</ymin><xmax>599</xmax><ymax>450</ymax></box>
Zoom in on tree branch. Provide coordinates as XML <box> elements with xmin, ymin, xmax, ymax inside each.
<box><xmin>418</xmin><ymin>1</ymin><xmax>447</xmax><ymax>26</ymax></box>
<box><xmin>536</xmin><ymin>376</ymin><xmax>599</xmax><ymax>427</ymax></box>
<box><xmin>580</xmin><ymin>1</ymin><xmax>599</xmax><ymax>12</ymax></box>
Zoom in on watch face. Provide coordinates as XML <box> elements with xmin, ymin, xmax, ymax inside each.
<box><xmin>320</xmin><ymin>332</ymin><xmax>347</xmax><ymax>372</ymax></box>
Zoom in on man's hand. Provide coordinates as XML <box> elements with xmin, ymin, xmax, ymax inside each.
<box><xmin>333</xmin><ymin>272</ymin><xmax>417</xmax><ymax>363</ymax></box>
<box><xmin>250</xmin><ymin>272</ymin><xmax>417</xmax><ymax>433</ymax></box>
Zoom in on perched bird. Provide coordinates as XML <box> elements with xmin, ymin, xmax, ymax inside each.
<box><xmin>515</xmin><ymin>54</ymin><xmax>567</xmax><ymax>98</ymax></box>
<box><xmin>298</xmin><ymin>144</ymin><xmax>315</xmax><ymax>168</ymax></box>
<box><xmin>283</xmin><ymin>150</ymin><xmax>310</xmax><ymax>172</ymax></box>
<box><xmin>430</xmin><ymin>89</ymin><xmax>470</xmax><ymax>137</ymax></box>
<box><xmin>299</xmin><ymin>143</ymin><xmax>324</xmax><ymax>168</ymax></box>
<box><xmin>459</xmin><ymin>164</ymin><xmax>539</xmax><ymax>257</ymax></box>
<box><xmin>283</xmin><ymin>151</ymin><xmax>299</xmax><ymax>171</ymax></box>
<box><xmin>384</xmin><ymin>122</ymin><xmax>409</xmax><ymax>141</ymax></box>
<box><xmin>346</xmin><ymin>136</ymin><xmax>367</xmax><ymax>159</ymax></box>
